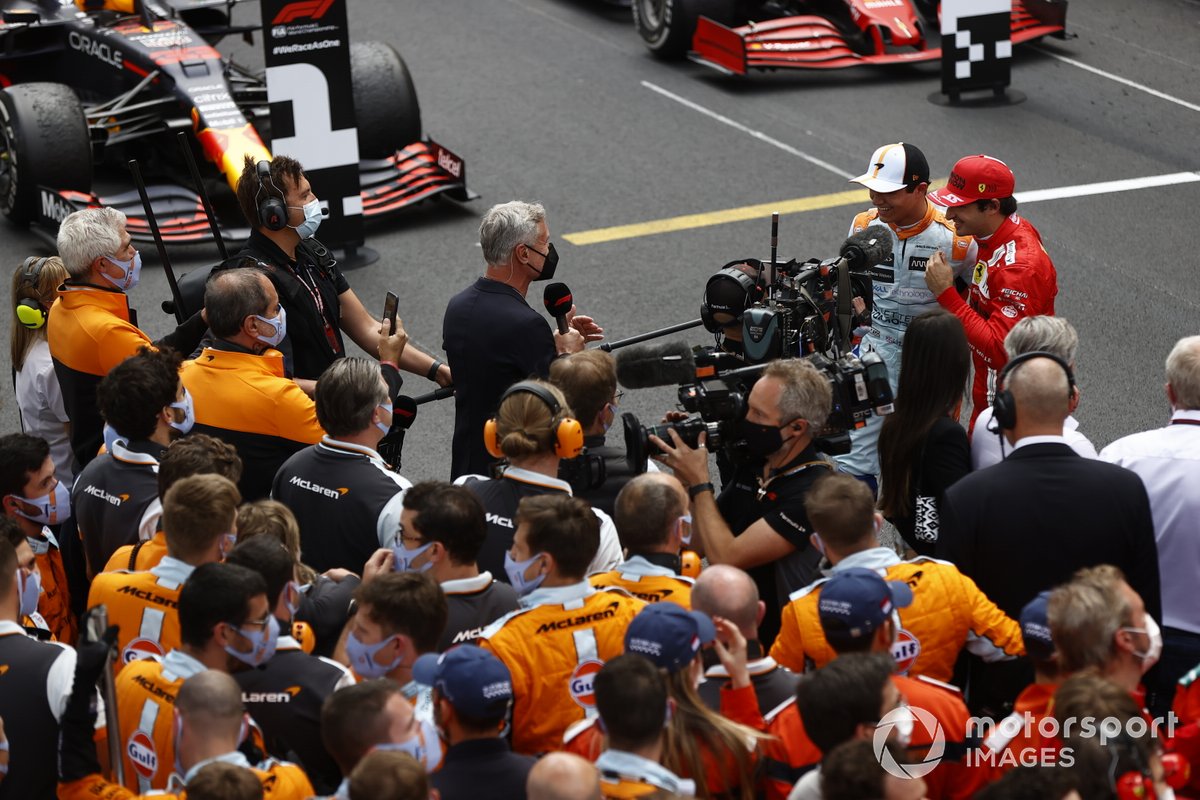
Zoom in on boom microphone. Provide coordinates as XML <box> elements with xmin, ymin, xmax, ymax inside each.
<box><xmin>615</xmin><ymin>340</ymin><xmax>696</xmax><ymax>389</ymax></box>
<box><xmin>543</xmin><ymin>283</ymin><xmax>573</xmax><ymax>335</ymax></box>
<box><xmin>839</xmin><ymin>227</ymin><xmax>892</xmax><ymax>271</ymax></box>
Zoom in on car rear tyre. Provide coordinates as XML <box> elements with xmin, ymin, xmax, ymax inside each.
<box><xmin>350</xmin><ymin>41</ymin><xmax>422</xmax><ymax>157</ymax></box>
<box><xmin>0</xmin><ymin>83</ymin><xmax>92</xmax><ymax>224</ymax></box>
<box><xmin>633</xmin><ymin>0</ymin><xmax>734</xmax><ymax>60</ymax></box>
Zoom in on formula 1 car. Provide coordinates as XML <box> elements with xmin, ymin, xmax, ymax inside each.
<box><xmin>632</xmin><ymin>0</ymin><xmax>1068</xmax><ymax>75</ymax></box>
<box><xmin>0</xmin><ymin>0</ymin><xmax>473</xmax><ymax>243</ymax></box>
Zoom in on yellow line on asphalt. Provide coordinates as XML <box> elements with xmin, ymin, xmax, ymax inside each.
<box><xmin>563</xmin><ymin>188</ymin><xmax>871</xmax><ymax>246</ymax></box>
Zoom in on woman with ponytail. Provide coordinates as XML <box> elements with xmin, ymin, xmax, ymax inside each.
<box><xmin>454</xmin><ymin>378</ymin><xmax>622</xmax><ymax>584</ymax></box>
<box><xmin>10</xmin><ymin>256</ymin><xmax>73</xmax><ymax>484</ymax></box>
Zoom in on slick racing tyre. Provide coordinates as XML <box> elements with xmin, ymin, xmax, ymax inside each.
<box><xmin>633</xmin><ymin>0</ymin><xmax>734</xmax><ymax>60</ymax></box>
<box><xmin>0</xmin><ymin>83</ymin><xmax>92</xmax><ymax>224</ymax></box>
<box><xmin>350</xmin><ymin>41</ymin><xmax>422</xmax><ymax>157</ymax></box>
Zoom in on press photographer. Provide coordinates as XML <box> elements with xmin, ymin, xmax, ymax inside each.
<box><xmin>651</xmin><ymin>357</ymin><xmax>834</xmax><ymax>647</ymax></box>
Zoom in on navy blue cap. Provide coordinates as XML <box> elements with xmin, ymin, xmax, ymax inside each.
<box><xmin>412</xmin><ymin>646</ymin><xmax>513</xmax><ymax>719</ymax></box>
<box><xmin>1020</xmin><ymin>590</ymin><xmax>1055</xmax><ymax>662</ymax></box>
<box><xmin>818</xmin><ymin>567</ymin><xmax>913</xmax><ymax>646</ymax></box>
<box><xmin>624</xmin><ymin>602</ymin><xmax>716</xmax><ymax>673</ymax></box>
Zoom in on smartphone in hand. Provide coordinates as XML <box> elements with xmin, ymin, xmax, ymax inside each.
<box><xmin>382</xmin><ymin>291</ymin><xmax>399</xmax><ymax>335</ymax></box>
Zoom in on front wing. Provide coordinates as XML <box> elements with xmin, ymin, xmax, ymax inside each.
<box><xmin>690</xmin><ymin>2</ymin><xmax>1066</xmax><ymax>75</ymax></box>
<box><xmin>34</xmin><ymin>138</ymin><xmax>476</xmax><ymax>245</ymax></box>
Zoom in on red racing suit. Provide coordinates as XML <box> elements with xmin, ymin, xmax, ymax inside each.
<box><xmin>935</xmin><ymin>213</ymin><xmax>1057</xmax><ymax>430</ymax></box>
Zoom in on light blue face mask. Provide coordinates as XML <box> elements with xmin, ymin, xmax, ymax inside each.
<box><xmin>288</xmin><ymin>199</ymin><xmax>325</xmax><ymax>239</ymax></box>
<box><xmin>8</xmin><ymin>480</ymin><xmax>71</xmax><ymax>526</ymax></box>
<box><xmin>101</xmin><ymin>251</ymin><xmax>142</xmax><ymax>291</ymax></box>
<box><xmin>376</xmin><ymin>401</ymin><xmax>393</xmax><ymax>435</ymax></box>
<box><xmin>223</xmin><ymin>616</ymin><xmax>280</xmax><ymax>667</ymax></box>
<box><xmin>253</xmin><ymin>305</ymin><xmax>287</xmax><ymax>347</ymax></box>
<box><xmin>392</xmin><ymin>539</ymin><xmax>434</xmax><ymax>573</ymax></box>
<box><xmin>346</xmin><ymin>631</ymin><xmax>403</xmax><ymax>678</ymax></box>
<box><xmin>374</xmin><ymin>718</ymin><xmax>443</xmax><ymax>771</ymax></box>
<box><xmin>504</xmin><ymin>551</ymin><xmax>547</xmax><ymax>596</ymax></box>
<box><xmin>169</xmin><ymin>388</ymin><xmax>195</xmax><ymax>435</ymax></box>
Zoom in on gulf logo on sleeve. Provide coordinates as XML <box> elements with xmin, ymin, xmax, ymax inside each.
<box><xmin>569</xmin><ymin>660</ymin><xmax>605</xmax><ymax>709</ymax></box>
<box><xmin>891</xmin><ymin>629</ymin><xmax>921</xmax><ymax>675</ymax></box>
<box><xmin>127</xmin><ymin>730</ymin><xmax>158</xmax><ymax>780</ymax></box>
<box><xmin>123</xmin><ymin>637</ymin><xmax>165</xmax><ymax>665</ymax></box>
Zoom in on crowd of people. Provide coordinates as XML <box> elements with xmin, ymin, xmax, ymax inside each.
<box><xmin>0</xmin><ymin>144</ymin><xmax>1197</xmax><ymax>800</ymax></box>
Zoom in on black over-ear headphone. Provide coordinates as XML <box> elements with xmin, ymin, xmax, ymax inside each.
<box><xmin>484</xmin><ymin>381</ymin><xmax>584</xmax><ymax>460</ymax></box>
<box><xmin>255</xmin><ymin>161</ymin><xmax>287</xmax><ymax>231</ymax></box>
<box><xmin>15</xmin><ymin>256</ymin><xmax>52</xmax><ymax>330</ymax></box>
<box><xmin>991</xmin><ymin>350</ymin><xmax>1075</xmax><ymax>431</ymax></box>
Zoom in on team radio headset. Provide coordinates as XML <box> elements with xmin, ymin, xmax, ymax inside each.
<box><xmin>254</xmin><ymin>160</ymin><xmax>340</xmax><ymax>353</ymax></box>
<box><xmin>15</xmin><ymin>256</ymin><xmax>54</xmax><ymax>330</ymax></box>
<box><xmin>987</xmin><ymin>350</ymin><xmax>1075</xmax><ymax>459</ymax></box>
<box><xmin>484</xmin><ymin>381</ymin><xmax>584</xmax><ymax>460</ymax></box>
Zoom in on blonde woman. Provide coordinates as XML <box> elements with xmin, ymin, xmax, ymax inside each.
<box><xmin>10</xmin><ymin>256</ymin><xmax>72</xmax><ymax>484</ymax></box>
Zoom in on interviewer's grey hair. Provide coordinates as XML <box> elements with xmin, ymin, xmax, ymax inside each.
<box><xmin>56</xmin><ymin>207</ymin><xmax>127</xmax><ymax>279</ymax></box>
<box><xmin>315</xmin><ymin>358</ymin><xmax>389</xmax><ymax>437</ymax></box>
<box><xmin>1166</xmin><ymin>335</ymin><xmax>1200</xmax><ymax>410</ymax></box>
<box><xmin>762</xmin><ymin>358</ymin><xmax>832</xmax><ymax>431</ymax></box>
<box><xmin>479</xmin><ymin>201</ymin><xmax>545</xmax><ymax>266</ymax></box>
<box><xmin>1004</xmin><ymin>315</ymin><xmax>1079</xmax><ymax>366</ymax></box>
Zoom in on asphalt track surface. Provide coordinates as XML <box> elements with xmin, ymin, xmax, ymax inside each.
<box><xmin>1</xmin><ymin>0</ymin><xmax>1198</xmax><ymax>484</ymax></box>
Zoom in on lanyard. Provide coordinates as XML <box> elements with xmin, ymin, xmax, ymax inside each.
<box><xmin>756</xmin><ymin>460</ymin><xmax>832</xmax><ymax>502</ymax></box>
<box><xmin>1170</xmin><ymin>419</ymin><xmax>1200</xmax><ymax>427</ymax></box>
<box><xmin>288</xmin><ymin>260</ymin><xmax>341</xmax><ymax>353</ymax></box>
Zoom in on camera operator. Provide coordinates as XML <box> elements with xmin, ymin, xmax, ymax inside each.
<box><xmin>550</xmin><ymin>349</ymin><xmax>654</xmax><ymax>515</ymax></box>
<box><xmin>652</xmin><ymin>358</ymin><xmax>833</xmax><ymax>646</ymax></box>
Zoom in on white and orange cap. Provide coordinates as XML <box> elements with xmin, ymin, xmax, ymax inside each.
<box><xmin>850</xmin><ymin>142</ymin><xmax>930</xmax><ymax>193</ymax></box>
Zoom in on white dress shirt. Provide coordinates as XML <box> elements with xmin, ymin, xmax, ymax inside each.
<box><xmin>972</xmin><ymin>407</ymin><xmax>1097</xmax><ymax>469</ymax></box>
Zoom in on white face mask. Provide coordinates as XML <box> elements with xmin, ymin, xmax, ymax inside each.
<box><xmin>677</xmin><ymin>514</ymin><xmax>693</xmax><ymax>548</ymax></box>
<box><xmin>1122</xmin><ymin>614</ymin><xmax>1163</xmax><ymax>674</ymax></box>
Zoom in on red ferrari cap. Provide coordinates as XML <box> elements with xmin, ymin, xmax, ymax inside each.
<box><xmin>929</xmin><ymin>155</ymin><xmax>1016</xmax><ymax>207</ymax></box>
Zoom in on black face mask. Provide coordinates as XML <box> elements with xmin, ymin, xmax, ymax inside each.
<box><xmin>528</xmin><ymin>242</ymin><xmax>559</xmax><ymax>282</ymax></box>
<box><xmin>742</xmin><ymin>417</ymin><xmax>800</xmax><ymax>457</ymax></box>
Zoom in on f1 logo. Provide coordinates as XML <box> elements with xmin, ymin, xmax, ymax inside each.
<box><xmin>272</xmin><ymin>0</ymin><xmax>333</xmax><ymax>25</ymax></box>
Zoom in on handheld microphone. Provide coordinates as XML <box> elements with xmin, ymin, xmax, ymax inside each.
<box><xmin>543</xmin><ymin>283</ymin><xmax>573</xmax><ymax>335</ymax></box>
<box><xmin>615</xmin><ymin>340</ymin><xmax>696</xmax><ymax>389</ymax></box>
<box><xmin>839</xmin><ymin>228</ymin><xmax>892</xmax><ymax>271</ymax></box>
<box><xmin>391</xmin><ymin>395</ymin><xmax>418</xmax><ymax>430</ymax></box>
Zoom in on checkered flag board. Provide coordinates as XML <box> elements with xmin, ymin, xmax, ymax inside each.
<box><xmin>941</xmin><ymin>0</ymin><xmax>1012</xmax><ymax>96</ymax></box>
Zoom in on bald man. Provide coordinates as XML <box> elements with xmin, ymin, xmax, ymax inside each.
<box><xmin>938</xmin><ymin>356</ymin><xmax>1160</xmax><ymax>714</ymax></box>
<box><xmin>59</xmin><ymin>670</ymin><xmax>314</xmax><ymax>800</ymax></box>
<box><xmin>692</xmin><ymin>564</ymin><xmax>798</xmax><ymax>716</ymax></box>
<box><xmin>590</xmin><ymin>473</ymin><xmax>694</xmax><ymax>606</ymax></box>
<box><xmin>527</xmin><ymin>752</ymin><xmax>602</xmax><ymax>800</ymax></box>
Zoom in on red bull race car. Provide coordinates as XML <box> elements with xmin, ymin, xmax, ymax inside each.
<box><xmin>632</xmin><ymin>0</ymin><xmax>1068</xmax><ymax>75</ymax></box>
<box><xmin>0</xmin><ymin>0</ymin><xmax>472</xmax><ymax>243</ymax></box>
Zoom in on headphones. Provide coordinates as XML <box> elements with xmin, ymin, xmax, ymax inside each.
<box><xmin>255</xmin><ymin>160</ymin><xmax>287</xmax><ymax>231</ymax></box>
<box><xmin>15</xmin><ymin>256</ymin><xmax>53</xmax><ymax>330</ymax></box>
<box><xmin>700</xmin><ymin>261</ymin><xmax>766</xmax><ymax>333</ymax></box>
<box><xmin>484</xmin><ymin>381</ymin><xmax>583</xmax><ymax>460</ymax></box>
<box><xmin>990</xmin><ymin>350</ymin><xmax>1076</xmax><ymax>431</ymax></box>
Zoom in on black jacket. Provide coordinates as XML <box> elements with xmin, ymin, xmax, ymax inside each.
<box><xmin>937</xmin><ymin>442</ymin><xmax>1161</xmax><ymax>621</ymax></box>
<box><xmin>430</xmin><ymin>737</ymin><xmax>536</xmax><ymax>800</ymax></box>
<box><xmin>889</xmin><ymin>416</ymin><xmax>972</xmax><ymax>556</ymax></box>
<box><xmin>443</xmin><ymin>278</ymin><xmax>555</xmax><ymax>479</ymax></box>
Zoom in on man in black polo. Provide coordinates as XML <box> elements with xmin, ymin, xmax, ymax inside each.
<box><xmin>652</xmin><ymin>357</ymin><xmax>834</xmax><ymax>647</ymax></box>
<box><xmin>442</xmin><ymin>201</ymin><xmax>602</xmax><ymax>479</ymax></box>
<box><xmin>0</xmin><ymin>538</ymin><xmax>78</xmax><ymax>800</ymax></box>
<box><xmin>72</xmin><ymin>347</ymin><xmax>189</xmax><ymax>577</ymax></box>
<box><xmin>391</xmin><ymin>481</ymin><xmax>519</xmax><ymax>651</ymax></box>
<box><xmin>233</xmin><ymin>155</ymin><xmax>451</xmax><ymax>393</ymax></box>
<box><xmin>227</xmin><ymin>536</ymin><xmax>353</xmax><ymax>794</ymax></box>
<box><xmin>271</xmin><ymin>355</ymin><xmax>411</xmax><ymax>574</ymax></box>
<box><xmin>414</xmin><ymin>646</ymin><xmax>536</xmax><ymax>800</ymax></box>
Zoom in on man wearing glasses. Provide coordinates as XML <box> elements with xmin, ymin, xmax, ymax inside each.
<box><xmin>443</xmin><ymin>201</ymin><xmax>604</xmax><ymax>480</ymax></box>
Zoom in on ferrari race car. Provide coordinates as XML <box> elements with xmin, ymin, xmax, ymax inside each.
<box><xmin>0</xmin><ymin>0</ymin><xmax>472</xmax><ymax>243</ymax></box>
<box><xmin>632</xmin><ymin>0</ymin><xmax>1068</xmax><ymax>75</ymax></box>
